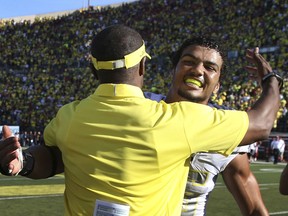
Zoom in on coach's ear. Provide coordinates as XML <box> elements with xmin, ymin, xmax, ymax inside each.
<box><xmin>90</xmin><ymin>62</ymin><xmax>98</xmax><ymax>79</ymax></box>
<box><xmin>139</xmin><ymin>58</ymin><xmax>146</xmax><ymax>76</ymax></box>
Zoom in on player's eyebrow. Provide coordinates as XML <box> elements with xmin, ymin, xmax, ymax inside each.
<box><xmin>181</xmin><ymin>54</ymin><xmax>220</xmax><ymax>70</ymax></box>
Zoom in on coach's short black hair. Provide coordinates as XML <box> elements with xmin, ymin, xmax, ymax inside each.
<box><xmin>90</xmin><ymin>24</ymin><xmax>143</xmax><ymax>61</ymax></box>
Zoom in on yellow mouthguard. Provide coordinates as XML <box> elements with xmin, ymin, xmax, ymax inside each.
<box><xmin>186</xmin><ymin>79</ymin><xmax>202</xmax><ymax>87</ymax></box>
<box><xmin>91</xmin><ymin>41</ymin><xmax>151</xmax><ymax>70</ymax></box>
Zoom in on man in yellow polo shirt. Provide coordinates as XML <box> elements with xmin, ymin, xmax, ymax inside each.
<box><xmin>0</xmin><ymin>24</ymin><xmax>282</xmax><ymax>215</ymax></box>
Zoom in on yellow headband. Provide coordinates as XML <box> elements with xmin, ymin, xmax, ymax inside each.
<box><xmin>91</xmin><ymin>41</ymin><xmax>151</xmax><ymax>70</ymax></box>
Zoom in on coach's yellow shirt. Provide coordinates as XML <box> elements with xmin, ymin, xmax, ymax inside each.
<box><xmin>44</xmin><ymin>84</ymin><xmax>248</xmax><ymax>216</ymax></box>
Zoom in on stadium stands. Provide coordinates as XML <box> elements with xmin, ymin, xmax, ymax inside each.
<box><xmin>0</xmin><ymin>0</ymin><xmax>287</xmax><ymax>138</ymax></box>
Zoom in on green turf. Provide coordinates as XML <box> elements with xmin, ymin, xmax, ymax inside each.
<box><xmin>206</xmin><ymin>162</ymin><xmax>288</xmax><ymax>215</ymax></box>
<box><xmin>0</xmin><ymin>175</ymin><xmax>65</xmax><ymax>216</ymax></box>
<box><xmin>0</xmin><ymin>162</ymin><xmax>287</xmax><ymax>215</ymax></box>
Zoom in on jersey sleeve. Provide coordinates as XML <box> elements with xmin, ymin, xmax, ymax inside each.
<box><xmin>44</xmin><ymin>101</ymin><xmax>79</xmax><ymax>147</ymax></box>
<box><xmin>179</xmin><ymin>102</ymin><xmax>249</xmax><ymax>156</ymax></box>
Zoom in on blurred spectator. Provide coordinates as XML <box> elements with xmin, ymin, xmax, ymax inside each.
<box><xmin>271</xmin><ymin>136</ymin><xmax>286</xmax><ymax>164</ymax></box>
<box><xmin>248</xmin><ymin>141</ymin><xmax>260</xmax><ymax>162</ymax></box>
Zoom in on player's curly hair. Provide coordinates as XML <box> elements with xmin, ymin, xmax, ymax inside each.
<box><xmin>171</xmin><ymin>36</ymin><xmax>227</xmax><ymax>71</ymax></box>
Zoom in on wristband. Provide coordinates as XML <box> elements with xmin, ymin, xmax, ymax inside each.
<box><xmin>18</xmin><ymin>151</ymin><xmax>35</xmax><ymax>176</ymax></box>
<box><xmin>262</xmin><ymin>71</ymin><xmax>283</xmax><ymax>89</ymax></box>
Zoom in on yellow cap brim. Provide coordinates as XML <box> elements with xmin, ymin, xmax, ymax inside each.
<box><xmin>91</xmin><ymin>41</ymin><xmax>151</xmax><ymax>70</ymax></box>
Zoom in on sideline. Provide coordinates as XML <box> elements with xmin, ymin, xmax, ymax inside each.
<box><xmin>0</xmin><ymin>194</ymin><xmax>62</xmax><ymax>200</ymax></box>
<box><xmin>270</xmin><ymin>211</ymin><xmax>288</xmax><ymax>215</ymax></box>
<box><xmin>251</xmin><ymin>160</ymin><xmax>286</xmax><ymax>166</ymax></box>
<box><xmin>0</xmin><ymin>184</ymin><xmax>64</xmax><ymax>196</ymax></box>
<box><xmin>0</xmin><ymin>176</ymin><xmax>64</xmax><ymax>181</ymax></box>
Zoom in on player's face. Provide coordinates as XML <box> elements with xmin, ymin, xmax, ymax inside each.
<box><xmin>171</xmin><ymin>45</ymin><xmax>223</xmax><ymax>104</ymax></box>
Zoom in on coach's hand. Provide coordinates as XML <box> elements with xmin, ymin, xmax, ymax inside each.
<box><xmin>0</xmin><ymin>125</ymin><xmax>22</xmax><ymax>176</ymax></box>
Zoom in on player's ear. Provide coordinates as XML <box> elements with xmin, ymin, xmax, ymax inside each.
<box><xmin>169</xmin><ymin>68</ymin><xmax>176</xmax><ymax>80</ymax></box>
<box><xmin>213</xmin><ymin>82</ymin><xmax>220</xmax><ymax>94</ymax></box>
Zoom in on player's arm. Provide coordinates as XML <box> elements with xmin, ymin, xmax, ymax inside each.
<box><xmin>239</xmin><ymin>48</ymin><xmax>282</xmax><ymax>146</ymax></box>
<box><xmin>0</xmin><ymin>125</ymin><xmax>64</xmax><ymax>179</ymax></box>
<box><xmin>279</xmin><ymin>163</ymin><xmax>288</xmax><ymax>195</ymax></box>
<box><xmin>20</xmin><ymin>145</ymin><xmax>64</xmax><ymax>179</ymax></box>
<box><xmin>221</xmin><ymin>153</ymin><xmax>269</xmax><ymax>216</ymax></box>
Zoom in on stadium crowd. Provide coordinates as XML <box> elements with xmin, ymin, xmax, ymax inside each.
<box><xmin>0</xmin><ymin>0</ymin><xmax>287</xmax><ymax>141</ymax></box>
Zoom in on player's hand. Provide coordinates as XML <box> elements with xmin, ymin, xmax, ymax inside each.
<box><xmin>244</xmin><ymin>47</ymin><xmax>273</xmax><ymax>86</ymax></box>
<box><xmin>0</xmin><ymin>125</ymin><xmax>22</xmax><ymax>176</ymax></box>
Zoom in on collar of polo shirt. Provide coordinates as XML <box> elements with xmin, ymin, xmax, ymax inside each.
<box><xmin>91</xmin><ymin>41</ymin><xmax>151</xmax><ymax>70</ymax></box>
